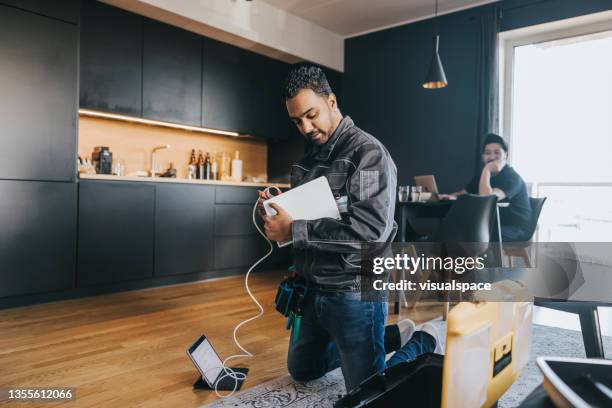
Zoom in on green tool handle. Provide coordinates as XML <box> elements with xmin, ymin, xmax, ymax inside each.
<box><xmin>286</xmin><ymin>312</ymin><xmax>294</xmax><ymax>330</ymax></box>
<box><xmin>292</xmin><ymin>314</ymin><xmax>302</xmax><ymax>342</ymax></box>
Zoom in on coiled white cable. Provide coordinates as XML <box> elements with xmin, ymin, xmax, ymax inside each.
<box><xmin>212</xmin><ymin>186</ymin><xmax>281</xmax><ymax>398</ymax></box>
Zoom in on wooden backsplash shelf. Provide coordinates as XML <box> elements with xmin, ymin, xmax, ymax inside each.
<box><xmin>78</xmin><ymin>114</ymin><xmax>268</xmax><ymax>181</ymax></box>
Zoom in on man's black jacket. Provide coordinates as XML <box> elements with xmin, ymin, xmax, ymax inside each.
<box><xmin>290</xmin><ymin>116</ymin><xmax>397</xmax><ymax>291</ymax></box>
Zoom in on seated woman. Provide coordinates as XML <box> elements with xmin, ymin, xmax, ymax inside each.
<box><xmin>439</xmin><ymin>134</ymin><xmax>532</xmax><ymax>242</ymax></box>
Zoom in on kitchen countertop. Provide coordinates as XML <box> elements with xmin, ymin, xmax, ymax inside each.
<box><xmin>79</xmin><ymin>173</ymin><xmax>290</xmax><ymax>188</ymax></box>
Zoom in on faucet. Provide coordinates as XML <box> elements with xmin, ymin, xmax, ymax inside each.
<box><xmin>150</xmin><ymin>144</ymin><xmax>171</xmax><ymax>177</ymax></box>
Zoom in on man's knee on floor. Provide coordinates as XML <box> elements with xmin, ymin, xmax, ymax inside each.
<box><xmin>287</xmin><ymin>361</ymin><xmax>326</xmax><ymax>382</ymax></box>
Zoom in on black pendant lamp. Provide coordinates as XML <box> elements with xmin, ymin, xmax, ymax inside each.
<box><xmin>422</xmin><ymin>0</ymin><xmax>448</xmax><ymax>89</ymax></box>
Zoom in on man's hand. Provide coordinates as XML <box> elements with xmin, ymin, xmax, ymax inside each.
<box><xmin>264</xmin><ymin>203</ymin><xmax>293</xmax><ymax>242</ymax></box>
<box><xmin>257</xmin><ymin>189</ymin><xmax>274</xmax><ymax>218</ymax></box>
<box><xmin>484</xmin><ymin>159</ymin><xmax>506</xmax><ymax>175</ymax></box>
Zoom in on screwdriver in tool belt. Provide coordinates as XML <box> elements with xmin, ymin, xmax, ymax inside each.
<box><xmin>286</xmin><ymin>312</ymin><xmax>294</xmax><ymax>330</ymax></box>
<box><xmin>292</xmin><ymin>307</ymin><xmax>302</xmax><ymax>342</ymax></box>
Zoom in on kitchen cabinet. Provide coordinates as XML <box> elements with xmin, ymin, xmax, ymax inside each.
<box><xmin>143</xmin><ymin>19</ymin><xmax>202</xmax><ymax>126</ymax></box>
<box><xmin>0</xmin><ymin>0</ymin><xmax>78</xmax><ymax>23</ymax></box>
<box><xmin>0</xmin><ymin>4</ymin><xmax>77</xmax><ymax>182</ymax></box>
<box><xmin>77</xmin><ymin>181</ymin><xmax>155</xmax><ymax>286</ymax></box>
<box><xmin>214</xmin><ymin>185</ymin><xmax>291</xmax><ymax>270</ymax></box>
<box><xmin>201</xmin><ymin>37</ymin><xmax>253</xmax><ymax>134</ymax></box>
<box><xmin>79</xmin><ymin>0</ymin><xmax>143</xmax><ymax>116</ymax></box>
<box><xmin>215</xmin><ymin>186</ymin><xmax>260</xmax><ymax>204</ymax></box>
<box><xmin>155</xmin><ymin>183</ymin><xmax>215</xmax><ymax>276</ymax></box>
<box><xmin>0</xmin><ymin>180</ymin><xmax>76</xmax><ymax>298</ymax></box>
<box><xmin>249</xmin><ymin>52</ymin><xmax>290</xmax><ymax>140</ymax></box>
<box><xmin>214</xmin><ymin>204</ymin><xmax>259</xmax><ymax>236</ymax></box>
<box><xmin>214</xmin><ymin>236</ymin><xmax>271</xmax><ymax>270</ymax></box>
<box><xmin>202</xmin><ymin>37</ymin><xmax>290</xmax><ymax>139</ymax></box>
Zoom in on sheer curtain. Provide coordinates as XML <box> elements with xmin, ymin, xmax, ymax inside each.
<box><xmin>475</xmin><ymin>7</ymin><xmax>502</xmax><ymax>173</ymax></box>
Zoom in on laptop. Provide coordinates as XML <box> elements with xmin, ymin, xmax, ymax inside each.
<box><xmin>414</xmin><ymin>175</ymin><xmax>439</xmax><ymax>194</ymax></box>
<box><xmin>187</xmin><ymin>335</ymin><xmax>249</xmax><ymax>391</ymax></box>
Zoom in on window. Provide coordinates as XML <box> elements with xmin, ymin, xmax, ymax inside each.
<box><xmin>501</xmin><ymin>12</ymin><xmax>612</xmax><ymax>242</ymax></box>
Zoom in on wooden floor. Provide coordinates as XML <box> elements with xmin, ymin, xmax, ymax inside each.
<box><xmin>0</xmin><ymin>270</ymin><xmax>443</xmax><ymax>408</ymax></box>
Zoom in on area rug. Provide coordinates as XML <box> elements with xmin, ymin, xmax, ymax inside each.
<box><xmin>202</xmin><ymin>324</ymin><xmax>612</xmax><ymax>408</ymax></box>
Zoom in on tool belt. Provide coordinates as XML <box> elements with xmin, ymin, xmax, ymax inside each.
<box><xmin>274</xmin><ymin>273</ymin><xmax>307</xmax><ymax>341</ymax></box>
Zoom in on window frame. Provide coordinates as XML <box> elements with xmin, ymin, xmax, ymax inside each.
<box><xmin>498</xmin><ymin>10</ymin><xmax>612</xmax><ymax>166</ymax></box>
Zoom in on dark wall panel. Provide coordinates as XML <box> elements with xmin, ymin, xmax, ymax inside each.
<box><xmin>0</xmin><ymin>180</ymin><xmax>76</xmax><ymax>298</ymax></box>
<box><xmin>0</xmin><ymin>0</ymin><xmax>78</xmax><ymax>23</ymax></box>
<box><xmin>345</xmin><ymin>10</ymin><xmax>479</xmax><ymax>192</ymax></box>
<box><xmin>500</xmin><ymin>0</ymin><xmax>612</xmax><ymax>31</ymax></box>
<box><xmin>0</xmin><ymin>4</ymin><xmax>77</xmax><ymax>182</ymax></box>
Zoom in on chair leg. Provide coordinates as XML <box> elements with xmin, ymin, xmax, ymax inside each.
<box><xmin>400</xmin><ymin>268</ymin><xmax>409</xmax><ymax>308</ymax></box>
<box><xmin>507</xmin><ymin>255</ymin><xmax>513</xmax><ymax>267</ymax></box>
<box><xmin>393</xmin><ymin>267</ymin><xmax>400</xmax><ymax>314</ymax></box>
<box><xmin>407</xmin><ymin>268</ymin><xmax>432</xmax><ymax>309</ymax></box>
<box><xmin>404</xmin><ymin>244</ymin><xmax>430</xmax><ymax>309</ymax></box>
<box><xmin>577</xmin><ymin>305</ymin><xmax>605</xmax><ymax>358</ymax></box>
<box><xmin>442</xmin><ymin>301</ymin><xmax>449</xmax><ymax>321</ymax></box>
<box><xmin>520</xmin><ymin>248</ymin><xmax>531</xmax><ymax>268</ymax></box>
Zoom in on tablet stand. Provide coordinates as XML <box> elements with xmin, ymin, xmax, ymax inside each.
<box><xmin>193</xmin><ymin>367</ymin><xmax>249</xmax><ymax>391</ymax></box>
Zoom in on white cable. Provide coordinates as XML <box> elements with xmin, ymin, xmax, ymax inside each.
<box><xmin>212</xmin><ymin>187</ymin><xmax>280</xmax><ymax>398</ymax></box>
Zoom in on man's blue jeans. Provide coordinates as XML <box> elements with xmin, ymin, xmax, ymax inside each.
<box><xmin>287</xmin><ymin>289</ymin><xmax>435</xmax><ymax>392</ymax></box>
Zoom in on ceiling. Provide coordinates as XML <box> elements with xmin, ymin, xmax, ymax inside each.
<box><xmin>261</xmin><ymin>0</ymin><xmax>499</xmax><ymax>37</ymax></box>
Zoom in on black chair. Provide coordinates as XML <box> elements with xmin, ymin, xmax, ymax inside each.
<box><xmin>436</xmin><ymin>193</ymin><xmax>498</xmax><ymax>258</ymax></box>
<box><xmin>404</xmin><ymin>194</ymin><xmax>497</xmax><ymax>316</ymax></box>
<box><xmin>504</xmin><ymin>197</ymin><xmax>547</xmax><ymax>267</ymax></box>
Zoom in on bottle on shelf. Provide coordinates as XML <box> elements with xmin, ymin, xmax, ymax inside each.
<box><xmin>188</xmin><ymin>149</ymin><xmax>197</xmax><ymax>180</ymax></box>
<box><xmin>197</xmin><ymin>150</ymin><xmax>205</xmax><ymax>180</ymax></box>
<box><xmin>204</xmin><ymin>152</ymin><xmax>212</xmax><ymax>180</ymax></box>
<box><xmin>231</xmin><ymin>150</ymin><xmax>243</xmax><ymax>182</ymax></box>
<box><xmin>211</xmin><ymin>152</ymin><xmax>218</xmax><ymax>181</ymax></box>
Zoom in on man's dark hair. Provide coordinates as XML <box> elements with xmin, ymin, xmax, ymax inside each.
<box><xmin>482</xmin><ymin>133</ymin><xmax>508</xmax><ymax>153</ymax></box>
<box><xmin>283</xmin><ymin>65</ymin><xmax>333</xmax><ymax>99</ymax></box>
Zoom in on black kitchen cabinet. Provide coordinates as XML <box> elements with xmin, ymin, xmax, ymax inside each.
<box><xmin>155</xmin><ymin>183</ymin><xmax>215</xmax><ymax>276</ymax></box>
<box><xmin>0</xmin><ymin>180</ymin><xmax>76</xmax><ymax>298</ymax></box>
<box><xmin>214</xmin><ymin>185</ymin><xmax>291</xmax><ymax>270</ymax></box>
<box><xmin>0</xmin><ymin>4</ymin><xmax>77</xmax><ymax>182</ymax></box>
<box><xmin>0</xmin><ymin>0</ymin><xmax>78</xmax><ymax>23</ymax></box>
<box><xmin>79</xmin><ymin>0</ymin><xmax>143</xmax><ymax>116</ymax></box>
<box><xmin>250</xmin><ymin>53</ymin><xmax>290</xmax><ymax>140</ymax></box>
<box><xmin>214</xmin><ymin>236</ymin><xmax>271</xmax><ymax>270</ymax></box>
<box><xmin>202</xmin><ymin>37</ymin><xmax>290</xmax><ymax>138</ymax></box>
<box><xmin>143</xmin><ymin>20</ymin><xmax>202</xmax><ymax>126</ymax></box>
<box><xmin>77</xmin><ymin>181</ymin><xmax>155</xmax><ymax>286</ymax></box>
<box><xmin>202</xmin><ymin>37</ymin><xmax>253</xmax><ymax>134</ymax></box>
<box><xmin>215</xmin><ymin>185</ymin><xmax>260</xmax><ymax>204</ymax></box>
<box><xmin>214</xmin><ymin>204</ymin><xmax>259</xmax><ymax>236</ymax></box>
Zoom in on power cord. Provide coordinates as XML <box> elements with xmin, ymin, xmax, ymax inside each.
<box><xmin>212</xmin><ymin>186</ymin><xmax>281</xmax><ymax>398</ymax></box>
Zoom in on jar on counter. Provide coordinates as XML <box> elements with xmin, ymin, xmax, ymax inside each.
<box><xmin>112</xmin><ymin>159</ymin><xmax>125</xmax><ymax>176</ymax></box>
<box><xmin>219</xmin><ymin>152</ymin><xmax>232</xmax><ymax>181</ymax></box>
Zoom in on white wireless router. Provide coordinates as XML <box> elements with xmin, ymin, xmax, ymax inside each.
<box><xmin>263</xmin><ymin>176</ymin><xmax>341</xmax><ymax>247</ymax></box>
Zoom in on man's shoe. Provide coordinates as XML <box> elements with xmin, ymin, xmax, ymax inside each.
<box><xmin>418</xmin><ymin>317</ymin><xmax>447</xmax><ymax>354</ymax></box>
<box><xmin>384</xmin><ymin>318</ymin><xmax>416</xmax><ymax>353</ymax></box>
